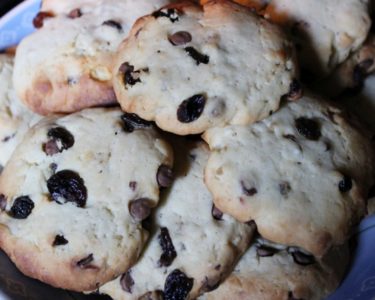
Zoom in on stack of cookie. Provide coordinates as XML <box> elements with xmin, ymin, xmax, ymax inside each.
<box><xmin>0</xmin><ymin>0</ymin><xmax>374</xmax><ymax>299</ymax></box>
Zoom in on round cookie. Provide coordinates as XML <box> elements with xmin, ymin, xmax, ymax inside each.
<box><xmin>203</xmin><ymin>93</ymin><xmax>375</xmax><ymax>257</ymax></box>
<box><xmin>13</xmin><ymin>0</ymin><xmax>172</xmax><ymax>115</ymax></box>
<box><xmin>113</xmin><ymin>0</ymin><xmax>299</xmax><ymax>135</ymax></box>
<box><xmin>201</xmin><ymin>238</ymin><xmax>349</xmax><ymax>300</ymax></box>
<box><xmin>200</xmin><ymin>0</ymin><xmax>269</xmax><ymax>13</ymax></box>
<box><xmin>0</xmin><ymin>108</ymin><xmax>173</xmax><ymax>291</ymax></box>
<box><xmin>0</xmin><ymin>54</ymin><xmax>41</xmax><ymax>172</ymax></box>
<box><xmin>99</xmin><ymin>141</ymin><xmax>255</xmax><ymax>300</ymax></box>
<box><xmin>265</xmin><ymin>0</ymin><xmax>371</xmax><ymax>78</ymax></box>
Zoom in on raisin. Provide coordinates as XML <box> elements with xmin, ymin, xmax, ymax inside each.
<box><xmin>102</xmin><ymin>20</ymin><xmax>122</xmax><ymax>31</ymax></box>
<box><xmin>339</xmin><ymin>176</ymin><xmax>352</xmax><ymax>193</ymax></box>
<box><xmin>121</xmin><ymin>113</ymin><xmax>152</xmax><ymax>132</ymax></box>
<box><xmin>177</xmin><ymin>94</ymin><xmax>206</xmax><ymax>123</ymax></box>
<box><xmin>211</xmin><ymin>204</ymin><xmax>223</xmax><ymax>221</ymax></box>
<box><xmin>43</xmin><ymin>127</ymin><xmax>75</xmax><ymax>155</ymax></box>
<box><xmin>129</xmin><ymin>198</ymin><xmax>153</xmax><ymax>221</ymax></box>
<box><xmin>295</xmin><ymin>117</ymin><xmax>321</xmax><ymax>141</ymax></box>
<box><xmin>0</xmin><ymin>194</ymin><xmax>6</xmax><ymax>211</ymax></box>
<box><xmin>152</xmin><ymin>9</ymin><xmax>180</xmax><ymax>23</ymax></box>
<box><xmin>289</xmin><ymin>249</ymin><xmax>315</xmax><ymax>266</ymax></box>
<box><xmin>164</xmin><ymin>269</ymin><xmax>193</xmax><ymax>300</ymax></box>
<box><xmin>68</xmin><ymin>8</ymin><xmax>82</xmax><ymax>19</ymax></box>
<box><xmin>120</xmin><ymin>270</ymin><xmax>134</xmax><ymax>293</ymax></box>
<box><xmin>158</xmin><ymin>227</ymin><xmax>177</xmax><ymax>267</ymax></box>
<box><xmin>129</xmin><ymin>181</ymin><xmax>137</xmax><ymax>191</ymax></box>
<box><xmin>33</xmin><ymin>11</ymin><xmax>54</xmax><ymax>28</ymax></box>
<box><xmin>157</xmin><ymin>165</ymin><xmax>174</xmax><ymax>188</ymax></box>
<box><xmin>256</xmin><ymin>245</ymin><xmax>279</xmax><ymax>257</ymax></box>
<box><xmin>241</xmin><ymin>181</ymin><xmax>257</xmax><ymax>197</ymax></box>
<box><xmin>285</xmin><ymin>79</ymin><xmax>303</xmax><ymax>101</ymax></box>
<box><xmin>9</xmin><ymin>196</ymin><xmax>34</xmax><ymax>219</ymax></box>
<box><xmin>53</xmin><ymin>235</ymin><xmax>68</xmax><ymax>246</ymax></box>
<box><xmin>168</xmin><ymin>31</ymin><xmax>192</xmax><ymax>46</ymax></box>
<box><xmin>119</xmin><ymin>63</ymin><xmax>142</xmax><ymax>88</ymax></box>
<box><xmin>184</xmin><ymin>47</ymin><xmax>209</xmax><ymax>65</ymax></box>
<box><xmin>47</xmin><ymin>170</ymin><xmax>87</xmax><ymax>208</ymax></box>
<box><xmin>76</xmin><ymin>254</ymin><xmax>98</xmax><ymax>269</ymax></box>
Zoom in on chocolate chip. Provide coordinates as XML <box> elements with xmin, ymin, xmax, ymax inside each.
<box><xmin>102</xmin><ymin>20</ymin><xmax>122</xmax><ymax>31</ymax></box>
<box><xmin>288</xmin><ymin>291</ymin><xmax>304</xmax><ymax>300</ymax></box>
<box><xmin>295</xmin><ymin>117</ymin><xmax>321</xmax><ymax>141</ymax></box>
<box><xmin>33</xmin><ymin>11</ymin><xmax>54</xmax><ymax>28</ymax></box>
<box><xmin>121</xmin><ymin>113</ymin><xmax>152</xmax><ymax>132</ymax></box>
<box><xmin>279</xmin><ymin>182</ymin><xmax>291</xmax><ymax>196</ymax></box>
<box><xmin>120</xmin><ymin>270</ymin><xmax>134</xmax><ymax>293</ymax></box>
<box><xmin>211</xmin><ymin>204</ymin><xmax>223</xmax><ymax>220</ymax></box>
<box><xmin>9</xmin><ymin>196</ymin><xmax>34</xmax><ymax>219</ymax></box>
<box><xmin>285</xmin><ymin>79</ymin><xmax>303</xmax><ymax>101</ymax></box>
<box><xmin>129</xmin><ymin>198</ymin><xmax>153</xmax><ymax>221</ymax></box>
<box><xmin>256</xmin><ymin>245</ymin><xmax>279</xmax><ymax>257</ymax></box>
<box><xmin>119</xmin><ymin>63</ymin><xmax>142</xmax><ymax>88</ymax></box>
<box><xmin>339</xmin><ymin>175</ymin><xmax>352</xmax><ymax>193</ymax></box>
<box><xmin>158</xmin><ymin>227</ymin><xmax>177</xmax><ymax>267</ymax></box>
<box><xmin>157</xmin><ymin>165</ymin><xmax>174</xmax><ymax>188</ymax></box>
<box><xmin>68</xmin><ymin>8</ymin><xmax>82</xmax><ymax>19</ymax></box>
<box><xmin>152</xmin><ymin>8</ymin><xmax>180</xmax><ymax>23</ymax></box>
<box><xmin>177</xmin><ymin>94</ymin><xmax>206</xmax><ymax>123</ymax></box>
<box><xmin>47</xmin><ymin>170</ymin><xmax>87</xmax><ymax>208</ymax></box>
<box><xmin>129</xmin><ymin>181</ymin><xmax>137</xmax><ymax>191</ymax></box>
<box><xmin>53</xmin><ymin>235</ymin><xmax>69</xmax><ymax>246</ymax></box>
<box><xmin>43</xmin><ymin>127</ymin><xmax>75</xmax><ymax>156</ymax></box>
<box><xmin>164</xmin><ymin>269</ymin><xmax>193</xmax><ymax>300</ymax></box>
<box><xmin>168</xmin><ymin>31</ymin><xmax>192</xmax><ymax>46</ymax></box>
<box><xmin>289</xmin><ymin>249</ymin><xmax>315</xmax><ymax>266</ymax></box>
<box><xmin>184</xmin><ymin>47</ymin><xmax>209</xmax><ymax>65</ymax></box>
<box><xmin>241</xmin><ymin>181</ymin><xmax>257</xmax><ymax>197</ymax></box>
<box><xmin>76</xmin><ymin>254</ymin><xmax>97</xmax><ymax>269</ymax></box>
<box><xmin>0</xmin><ymin>194</ymin><xmax>6</xmax><ymax>211</ymax></box>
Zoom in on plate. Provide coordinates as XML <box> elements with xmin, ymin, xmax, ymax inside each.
<box><xmin>0</xmin><ymin>1</ymin><xmax>375</xmax><ymax>299</ymax></box>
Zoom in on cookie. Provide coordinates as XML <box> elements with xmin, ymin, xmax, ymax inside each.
<box><xmin>13</xmin><ymin>0</ymin><xmax>171</xmax><ymax>115</ymax></box>
<box><xmin>200</xmin><ymin>0</ymin><xmax>269</xmax><ymax>13</ymax></box>
<box><xmin>201</xmin><ymin>238</ymin><xmax>349</xmax><ymax>300</ymax></box>
<box><xmin>113</xmin><ymin>0</ymin><xmax>299</xmax><ymax>135</ymax></box>
<box><xmin>99</xmin><ymin>141</ymin><xmax>255</xmax><ymax>299</ymax></box>
<box><xmin>203</xmin><ymin>93</ymin><xmax>375</xmax><ymax>257</ymax></box>
<box><xmin>0</xmin><ymin>108</ymin><xmax>173</xmax><ymax>291</ymax></box>
<box><xmin>0</xmin><ymin>54</ymin><xmax>40</xmax><ymax>172</ymax></box>
<box><xmin>265</xmin><ymin>0</ymin><xmax>371</xmax><ymax>78</ymax></box>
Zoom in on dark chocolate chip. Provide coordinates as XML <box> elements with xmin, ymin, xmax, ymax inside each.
<box><xmin>121</xmin><ymin>113</ymin><xmax>152</xmax><ymax>132</ymax></box>
<box><xmin>289</xmin><ymin>249</ymin><xmax>315</xmax><ymax>266</ymax></box>
<box><xmin>168</xmin><ymin>31</ymin><xmax>192</xmax><ymax>46</ymax></box>
<box><xmin>9</xmin><ymin>196</ymin><xmax>34</xmax><ymax>219</ymax></box>
<box><xmin>158</xmin><ymin>227</ymin><xmax>177</xmax><ymax>267</ymax></box>
<box><xmin>211</xmin><ymin>204</ymin><xmax>223</xmax><ymax>221</ymax></box>
<box><xmin>129</xmin><ymin>181</ymin><xmax>137</xmax><ymax>191</ymax></box>
<box><xmin>0</xmin><ymin>194</ymin><xmax>6</xmax><ymax>211</ymax></box>
<box><xmin>129</xmin><ymin>198</ymin><xmax>153</xmax><ymax>221</ymax></box>
<box><xmin>157</xmin><ymin>165</ymin><xmax>174</xmax><ymax>188</ymax></box>
<box><xmin>279</xmin><ymin>182</ymin><xmax>291</xmax><ymax>196</ymax></box>
<box><xmin>339</xmin><ymin>175</ymin><xmax>352</xmax><ymax>193</ymax></box>
<box><xmin>152</xmin><ymin>8</ymin><xmax>180</xmax><ymax>23</ymax></box>
<box><xmin>68</xmin><ymin>8</ymin><xmax>82</xmax><ymax>19</ymax></box>
<box><xmin>164</xmin><ymin>269</ymin><xmax>193</xmax><ymax>300</ymax></box>
<box><xmin>184</xmin><ymin>47</ymin><xmax>209</xmax><ymax>65</ymax></box>
<box><xmin>33</xmin><ymin>11</ymin><xmax>55</xmax><ymax>28</ymax></box>
<box><xmin>119</xmin><ymin>63</ymin><xmax>142</xmax><ymax>87</ymax></box>
<box><xmin>241</xmin><ymin>181</ymin><xmax>257</xmax><ymax>197</ymax></box>
<box><xmin>256</xmin><ymin>245</ymin><xmax>279</xmax><ymax>257</ymax></box>
<box><xmin>47</xmin><ymin>170</ymin><xmax>87</xmax><ymax>208</ymax></box>
<box><xmin>53</xmin><ymin>235</ymin><xmax>69</xmax><ymax>246</ymax></box>
<box><xmin>102</xmin><ymin>20</ymin><xmax>122</xmax><ymax>31</ymax></box>
<box><xmin>295</xmin><ymin>117</ymin><xmax>321</xmax><ymax>141</ymax></box>
<box><xmin>177</xmin><ymin>94</ymin><xmax>206</xmax><ymax>123</ymax></box>
<box><xmin>44</xmin><ymin>127</ymin><xmax>75</xmax><ymax>155</ymax></box>
<box><xmin>120</xmin><ymin>270</ymin><xmax>134</xmax><ymax>293</ymax></box>
<box><xmin>76</xmin><ymin>254</ymin><xmax>96</xmax><ymax>269</ymax></box>
<box><xmin>285</xmin><ymin>79</ymin><xmax>303</xmax><ymax>101</ymax></box>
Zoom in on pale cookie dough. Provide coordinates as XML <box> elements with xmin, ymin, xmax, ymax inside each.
<box><xmin>203</xmin><ymin>93</ymin><xmax>375</xmax><ymax>257</ymax></box>
<box><xmin>13</xmin><ymin>0</ymin><xmax>171</xmax><ymax>115</ymax></box>
<box><xmin>201</xmin><ymin>238</ymin><xmax>349</xmax><ymax>300</ymax></box>
<box><xmin>0</xmin><ymin>108</ymin><xmax>173</xmax><ymax>291</ymax></box>
<box><xmin>0</xmin><ymin>54</ymin><xmax>40</xmax><ymax>172</ymax></box>
<box><xmin>100</xmin><ymin>141</ymin><xmax>255</xmax><ymax>299</ymax></box>
<box><xmin>113</xmin><ymin>0</ymin><xmax>299</xmax><ymax>135</ymax></box>
<box><xmin>265</xmin><ymin>0</ymin><xmax>371</xmax><ymax>77</ymax></box>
